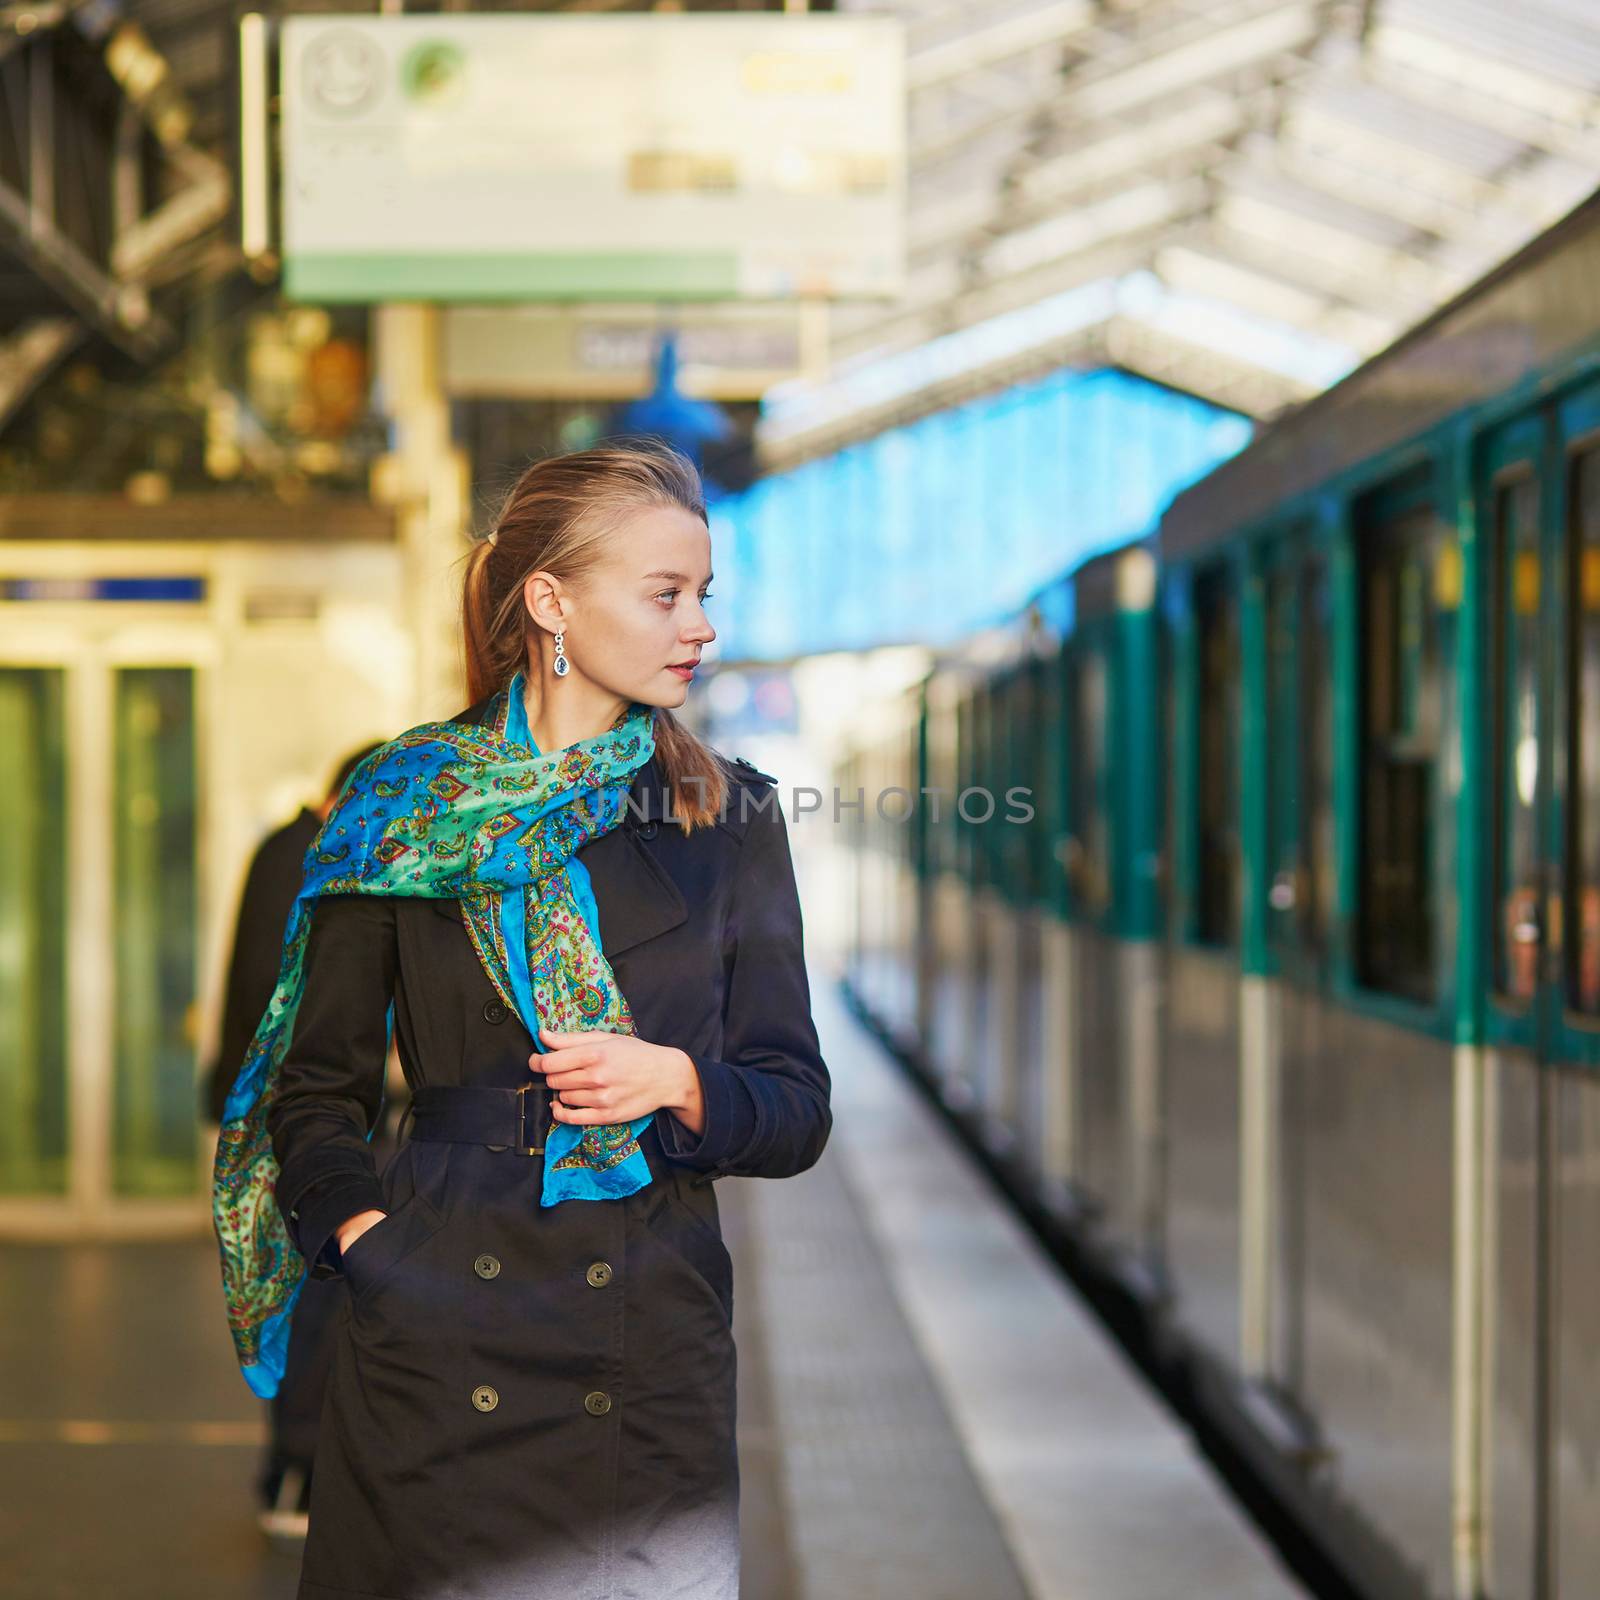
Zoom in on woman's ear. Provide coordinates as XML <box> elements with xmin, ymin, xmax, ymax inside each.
<box><xmin>521</xmin><ymin>570</ymin><xmax>566</xmax><ymax>633</ymax></box>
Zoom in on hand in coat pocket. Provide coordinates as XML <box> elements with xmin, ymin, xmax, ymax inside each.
<box><xmin>337</xmin><ymin>1208</ymin><xmax>388</xmax><ymax>1259</ymax></box>
<box><xmin>337</xmin><ymin>1192</ymin><xmax>447</xmax><ymax>1304</ymax></box>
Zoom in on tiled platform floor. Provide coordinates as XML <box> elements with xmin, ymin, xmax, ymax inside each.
<box><xmin>0</xmin><ymin>965</ymin><xmax>1305</xmax><ymax>1600</ymax></box>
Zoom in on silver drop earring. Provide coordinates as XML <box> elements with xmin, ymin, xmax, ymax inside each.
<box><xmin>553</xmin><ymin>628</ymin><xmax>570</xmax><ymax>678</ymax></box>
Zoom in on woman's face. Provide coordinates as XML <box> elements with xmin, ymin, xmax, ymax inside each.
<box><xmin>557</xmin><ymin>502</ymin><xmax>717</xmax><ymax>707</ymax></box>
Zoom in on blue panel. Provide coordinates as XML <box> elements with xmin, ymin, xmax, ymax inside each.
<box><xmin>714</xmin><ymin>366</ymin><xmax>1250</xmax><ymax>662</ymax></box>
<box><xmin>1</xmin><ymin>577</ymin><xmax>207</xmax><ymax>603</ymax></box>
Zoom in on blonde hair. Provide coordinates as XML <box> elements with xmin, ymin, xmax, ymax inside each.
<box><xmin>460</xmin><ymin>440</ymin><xmax>728</xmax><ymax>831</ymax></box>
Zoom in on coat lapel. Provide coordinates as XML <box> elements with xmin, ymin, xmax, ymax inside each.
<box><xmin>579</xmin><ymin>756</ymin><xmax>689</xmax><ymax>958</ymax></box>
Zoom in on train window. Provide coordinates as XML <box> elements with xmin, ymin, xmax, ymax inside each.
<box><xmin>1028</xmin><ymin>657</ymin><xmax>1063</xmax><ymax>907</ymax></box>
<box><xmin>1356</xmin><ymin>504</ymin><xmax>1443</xmax><ymax>1003</ymax></box>
<box><xmin>1009</xmin><ymin>667</ymin><xmax>1041</xmax><ymax>903</ymax></box>
<box><xmin>1160</xmin><ymin>618</ymin><xmax>1175</xmax><ymax>930</ymax></box>
<box><xmin>1301</xmin><ymin>558</ymin><xmax>1335</xmax><ymax>952</ymax></box>
<box><xmin>990</xmin><ymin>675</ymin><xmax>1015</xmax><ymax>896</ymax></box>
<box><xmin>1265</xmin><ymin>557</ymin><xmax>1331</xmax><ymax>956</ymax></box>
<box><xmin>1491</xmin><ymin>470</ymin><xmax>1541</xmax><ymax>1005</ymax></box>
<box><xmin>927</xmin><ymin>700</ymin><xmax>957</xmax><ymax>877</ymax></box>
<box><xmin>955</xmin><ymin>694</ymin><xmax>974</xmax><ymax>882</ymax></box>
<box><xmin>1071</xmin><ymin>647</ymin><xmax>1110</xmax><ymax>917</ymax></box>
<box><xmin>974</xmin><ymin>686</ymin><xmax>996</xmax><ymax>891</ymax></box>
<box><xmin>1265</xmin><ymin>565</ymin><xmax>1295</xmax><ymax>943</ymax></box>
<box><xmin>1194</xmin><ymin>564</ymin><xmax>1239</xmax><ymax>946</ymax></box>
<box><xmin>1567</xmin><ymin>444</ymin><xmax>1600</xmax><ymax>1015</ymax></box>
<box><xmin>1006</xmin><ymin>672</ymin><xmax>1028</xmax><ymax>898</ymax></box>
<box><xmin>906</xmin><ymin>716</ymin><xmax>923</xmax><ymax>878</ymax></box>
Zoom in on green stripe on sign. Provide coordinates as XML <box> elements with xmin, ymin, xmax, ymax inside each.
<box><xmin>283</xmin><ymin>252</ymin><xmax>741</xmax><ymax>301</ymax></box>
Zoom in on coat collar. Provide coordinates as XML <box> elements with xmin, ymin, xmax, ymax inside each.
<box><xmin>444</xmin><ymin>692</ymin><xmax>689</xmax><ymax>958</ymax></box>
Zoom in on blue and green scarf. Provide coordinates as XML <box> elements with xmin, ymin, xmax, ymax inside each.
<box><xmin>213</xmin><ymin>671</ymin><xmax>658</xmax><ymax>1397</ymax></box>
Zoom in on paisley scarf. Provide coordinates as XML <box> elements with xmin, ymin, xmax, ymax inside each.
<box><xmin>212</xmin><ymin>670</ymin><xmax>658</xmax><ymax>1396</ymax></box>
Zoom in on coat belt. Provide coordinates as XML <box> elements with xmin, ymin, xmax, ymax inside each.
<box><xmin>406</xmin><ymin>1084</ymin><xmax>551</xmax><ymax>1156</ymax></box>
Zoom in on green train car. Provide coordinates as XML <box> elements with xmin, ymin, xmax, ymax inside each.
<box><xmin>839</xmin><ymin>188</ymin><xmax>1600</xmax><ymax>1600</ymax></box>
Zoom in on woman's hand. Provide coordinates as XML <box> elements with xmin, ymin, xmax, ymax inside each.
<box><xmin>531</xmin><ymin>1026</ymin><xmax>705</xmax><ymax>1136</ymax></box>
<box><xmin>336</xmin><ymin>1208</ymin><xmax>388</xmax><ymax>1256</ymax></box>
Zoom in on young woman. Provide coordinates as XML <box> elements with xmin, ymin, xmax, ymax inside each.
<box><xmin>215</xmin><ymin>441</ymin><xmax>832</xmax><ymax>1600</ymax></box>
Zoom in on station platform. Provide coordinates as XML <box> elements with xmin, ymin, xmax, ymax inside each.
<box><xmin>0</xmin><ymin>971</ymin><xmax>1308</xmax><ymax>1600</ymax></box>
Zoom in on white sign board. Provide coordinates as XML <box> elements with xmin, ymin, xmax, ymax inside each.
<box><xmin>442</xmin><ymin>304</ymin><xmax>824</xmax><ymax>400</ymax></box>
<box><xmin>280</xmin><ymin>14</ymin><xmax>906</xmax><ymax>303</ymax></box>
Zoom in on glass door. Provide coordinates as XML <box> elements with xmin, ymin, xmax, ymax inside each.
<box><xmin>0</xmin><ymin>668</ymin><xmax>70</xmax><ymax>1197</ymax></box>
<box><xmin>0</xmin><ymin>623</ymin><xmax>206</xmax><ymax>1229</ymax></box>
<box><xmin>112</xmin><ymin>667</ymin><xmax>200</xmax><ymax>1197</ymax></box>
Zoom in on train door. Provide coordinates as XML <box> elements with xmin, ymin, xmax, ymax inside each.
<box><xmin>1480</xmin><ymin>387</ymin><xmax>1600</xmax><ymax>1600</ymax></box>
<box><xmin>1541</xmin><ymin>385</ymin><xmax>1600</xmax><ymax>1600</ymax></box>
<box><xmin>0</xmin><ymin>614</ymin><xmax>209</xmax><ymax>1233</ymax></box>
<box><xmin>1479</xmin><ymin>411</ymin><xmax>1552</xmax><ymax>1600</ymax></box>
<box><xmin>1262</xmin><ymin>533</ymin><xmax>1334</xmax><ymax>1399</ymax></box>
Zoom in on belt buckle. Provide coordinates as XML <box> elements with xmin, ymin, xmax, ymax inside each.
<box><xmin>515</xmin><ymin>1082</ymin><xmax>545</xmax><ymax>1156</ymax></box>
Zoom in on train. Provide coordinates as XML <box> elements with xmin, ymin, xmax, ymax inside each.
<box><xmin>838</xmin><ymin>186</ymin><xmax>1600</xmax><ymax>1600</ymax></box>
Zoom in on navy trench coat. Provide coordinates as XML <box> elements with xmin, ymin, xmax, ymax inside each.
<box><xmin>266</xmin><ymin>695</ymin><xmax>832</xmax><ymax>1600</ymax></box>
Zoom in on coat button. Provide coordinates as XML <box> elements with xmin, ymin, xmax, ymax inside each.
<box><xmin>583</xmin><ymin>1391</ymin><xmax>612</xmax><ymax>1416</ymax></box>
<box><xmin>474</xmin><ymin>1253</ymin><xmax>501</xmax><ymax>1280</ymax></box>
<box><xmin>636</xmin><ymin>820</ymin><xmax>658</xmax><ymax>841</ymax></box>
<box><xmin>585</xmin><ymin>1261</ymin><xmax>613</xmax><ymax>1288</ymax></box>
<box><xmin>471</xmin><ymin>1385</ymin><xmax>499</xmax><ymax>1412</ymax></box>
<box><xmin>483</xmin><ymin>999</ymin><xmax>508</xmax><ymax>1024</ymax></box>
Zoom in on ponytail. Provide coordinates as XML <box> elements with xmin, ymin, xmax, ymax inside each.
<box><xmin>461</xmin><ymin>535</ymin><xmax>500</xmax><ymax>705</ymax></box>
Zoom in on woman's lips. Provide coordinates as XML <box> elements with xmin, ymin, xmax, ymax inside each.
<box><xmin>666</xmin><ymin>663</ymin><xmax>695</xmax><ymax>679</ymax></box>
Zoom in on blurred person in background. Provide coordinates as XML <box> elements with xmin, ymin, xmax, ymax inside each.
<box><xmin>213</xmin><ymin>440</ymin><xmax>831</xmax><ymax>1600</ymax></box>
<box><xmin>203</xmin><ymin>740</ymin><xmax>386</xmax><ymax>1538</ymax></box>
<box><xmin>206</xmin><ymin>745</ymin><xmax>384</xmax><ymax>1126</ymax></box>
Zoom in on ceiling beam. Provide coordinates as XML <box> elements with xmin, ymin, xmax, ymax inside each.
<box><xmin>1054</xmin><ymin>0</ymin><xmax>1325</xmax><ymax>122</ymax></box>
<box><xmin>827</xmin><ymin>222</ymin><xmax>1204</xmax><ymax>371</ymax></box>
<box><xmin>883</xmin><ymin>3</ymin><xmax>1342</xmax><ymax>365</ymax></box>
<box><xmin>0</xmin><ymin>314</ymin><xmax>83</xmax><ymax>430</ymax></box>
<box><xmin>755</xmin><ymin>302</ymin><xmax>1312</xmax><ymax>472</ymax></box>
<box><xmin>907</xmin><ymin>0</ymin><xmax>1092</xmax><ymax>93</ymax></box>
<box><xmin>1359</xmin><ymin>51</ymin><xmax>1600</xmax><ymax>166</ymax></box>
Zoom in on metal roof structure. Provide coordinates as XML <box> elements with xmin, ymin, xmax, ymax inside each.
<box><xmin>4</xmin><ymin>0</ymin><xmax>1600</xmax><ymax>462</ymax></box>
<box><xmin>0</xmin><ymin>0</ymin><xmax>238</xmax><ymax>425</ymax></box>
<box><xmin>761</xmin><ymin>0</ymin><xmax>1600</xmax><ymax>465</ymax></box>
